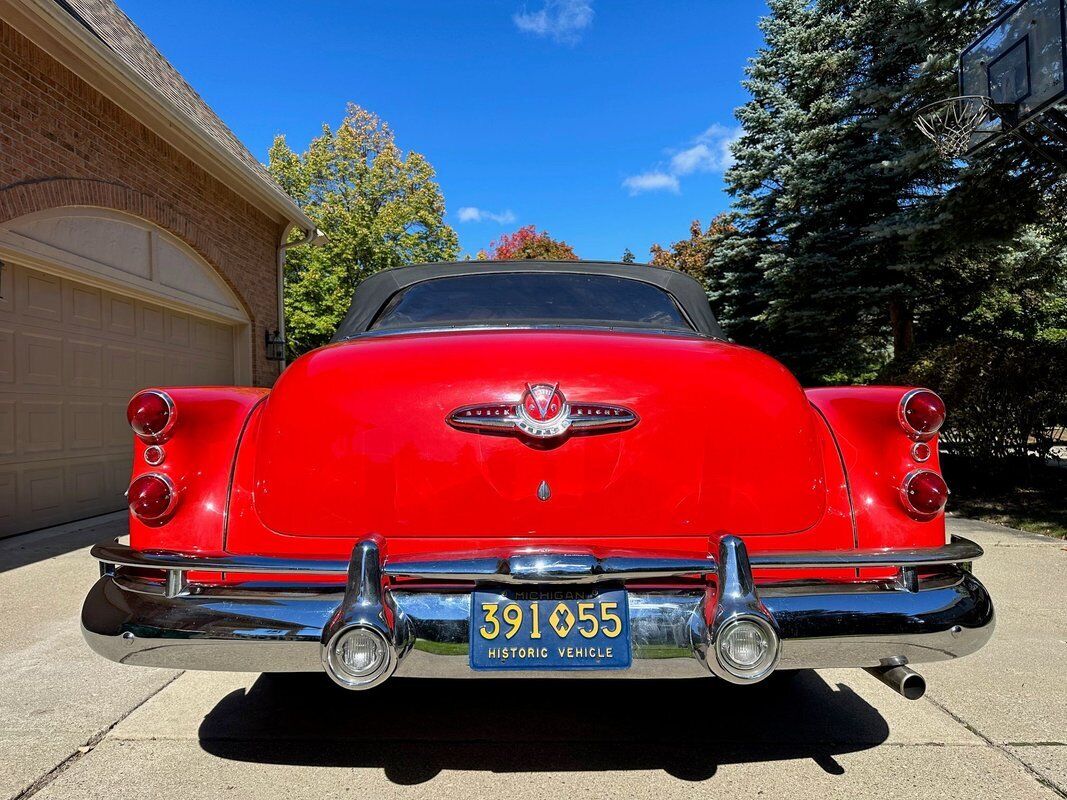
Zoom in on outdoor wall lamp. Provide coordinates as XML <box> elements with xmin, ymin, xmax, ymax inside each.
<box><xmin>265</xmin><ymin>328</ymin><xmax>286</xmax><ymax>362</ymax></box>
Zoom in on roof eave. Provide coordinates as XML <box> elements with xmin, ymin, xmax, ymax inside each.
<box><xmin>3</xmin><ymin>0</ymin><xmax>314</xmax><ymax>234</ymax></box>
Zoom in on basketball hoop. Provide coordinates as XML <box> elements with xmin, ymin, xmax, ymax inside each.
<box><xmin>914</xmin><ymin>96</ymin><xmax>1000</xmax><ymax>159</ymax></box>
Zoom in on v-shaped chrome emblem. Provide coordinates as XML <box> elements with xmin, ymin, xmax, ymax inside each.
<box><xmin>528</xmin><ymin>383</ymin><xmax>559</xmax><ymax>419</ymax></box>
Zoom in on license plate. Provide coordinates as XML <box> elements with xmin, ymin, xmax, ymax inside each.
<box><xmin>469</xmin><ymin>587</ymin><xmax>631</xmax><ymax>670</ymax></box>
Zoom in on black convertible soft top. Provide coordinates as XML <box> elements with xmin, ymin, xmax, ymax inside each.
<box><xmin>331</xmin><ymin>260</ymin><xmax>723</xmax><ymax>340</ymax></box>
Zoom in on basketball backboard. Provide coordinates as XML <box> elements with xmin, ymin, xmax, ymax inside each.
<box><xmin>958</xmin><ymin>0</ymin><xmax>1067</xmax><ymax>151</ymax></box>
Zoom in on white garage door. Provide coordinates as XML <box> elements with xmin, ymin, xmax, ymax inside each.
<box><xmin>0</xmin><ymin>208</ymin><xmax>251</xmax><ymax>537</ymax></box>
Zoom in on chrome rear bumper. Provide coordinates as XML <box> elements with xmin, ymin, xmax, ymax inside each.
<box><xmin>82</xmin><ymin>536</ymin><xmax>994</xmax><ymax>686</ymax></box>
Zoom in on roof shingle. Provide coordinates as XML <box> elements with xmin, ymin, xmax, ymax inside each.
<box><xmin>55</xmin><ymin>0</ymin><xmax>280</xmax><ymax>192</ymax></box>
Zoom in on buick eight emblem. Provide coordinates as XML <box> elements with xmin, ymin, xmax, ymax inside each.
<box><xmin>448</xmin><ymin>383</ymin><xmax>637</xmax><ymax>438</ymax></box>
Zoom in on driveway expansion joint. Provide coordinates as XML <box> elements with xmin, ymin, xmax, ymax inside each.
<box><xmin>925</xmin><ymin>692</ymin><xmax>1067</xmax><ymax>799</ymax></box>
<box><xmin>9</xmin><ymin>672</ymin><xmax>183</xmax><ymax>800</ymax></box>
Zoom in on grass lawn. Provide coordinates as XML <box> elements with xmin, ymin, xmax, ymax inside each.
<box><xmin>942</xmin><ymin>455</ymin><xmax>1067</xmax><ymax>539</ymax></box>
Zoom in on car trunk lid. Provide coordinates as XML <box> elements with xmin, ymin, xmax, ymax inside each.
<box><xmin>249</xmin><ymin>330</ymin><xmax>829</xmax><ymax>542</ymax></box>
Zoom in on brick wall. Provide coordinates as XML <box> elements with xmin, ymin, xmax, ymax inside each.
<box><xmin>0</xmin><ymin>20</ymin><xmax>285</xmax><ymax>385</ymax></box>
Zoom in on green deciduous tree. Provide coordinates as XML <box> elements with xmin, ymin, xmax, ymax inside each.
<box><xmin>268</xmin><ymin>104</ymin><xmax>459</xmax><ymax>355</ymax></box>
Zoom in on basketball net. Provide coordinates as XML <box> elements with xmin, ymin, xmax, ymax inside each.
<box><xmin>914</xmin><ymin>96</ymin><xmax>1000</xmax><ymax>160</ymax></box>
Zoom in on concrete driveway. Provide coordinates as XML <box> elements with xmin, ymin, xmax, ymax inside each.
<box><xmin>1</xmin><ymin>516</ymin><xmax>1064</xmax><ymax>800</ymax></box>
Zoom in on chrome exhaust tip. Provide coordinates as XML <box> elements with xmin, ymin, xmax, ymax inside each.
<box><xmin>865</xmin><ymin>664</ymin><xmax>926</xmax><ymax>700</ymax></box>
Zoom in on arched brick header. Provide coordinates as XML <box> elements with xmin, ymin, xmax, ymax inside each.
<box><xmin>0</xmin><ymin>177</ymin><xmax>254</xmax><ymax>321</ymax></box>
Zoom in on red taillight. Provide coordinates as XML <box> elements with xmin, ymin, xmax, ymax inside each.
<box><xmin>127</xmin><ymin>390</ymin><xmax>175</xmax><ymax>442</ymax></box>
<box><xmin>128</xmin><ymin>473</ymin><xmax>176</xmax><ymax>521</ymax></box>
<box><xmin>900</xmin><ymin>469</ymin><xmax>948</xmax><ymax>518</ymax></box>
<box><xmin>898</xmin><ymin>389</ymin><xmax>945</xmax><ymax>440</ymax></box>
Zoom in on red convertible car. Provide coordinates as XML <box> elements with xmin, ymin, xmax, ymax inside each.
<box><xmin>82</xmin><ymin>260</ymin><xmax>994</xmax><ymax>696</ymax></box>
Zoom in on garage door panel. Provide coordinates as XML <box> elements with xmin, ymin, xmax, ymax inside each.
<box><xmin>107</xmin><ymin>454</ymin><xmax>131</xmax><ymax>498</ymax></box>
<box><xmin>105</xmin><ymin>344</ymin><xmax>138</xmax><ymax>389</ymax></box>
<box><xmin>206</xmin><ymin>358</ymin><xmax>228</xmax><ymax>386</ymax></box>
<box><xmin>67</xmin><ymin>402</ymin><xmax>104</xmax><ymax>450</ymax></box>
<box><xmin>2</xmin><ymin>261</ymin><xmax>239</xmax><ymax>535</ymax></box>
<box><xmin>166</xmin><ymin>309</ymin><xmax>190</xmax><ymax>347</ymax></box>
<box><xmin>69</xmin><ymin>460</ymin><xmax>108</xmax><ymax>505</ymax></box>
<box><xmin>0</xmin><ymin>263</ymin><xmax>10</xmax><ymax>313</ymax></box>
<box><xmin>66</xmin><ymin>283</ymin><xmax>103</xmax><ymax>330</ymax></box>
<box><xmin>0</xmin><ymin>471</ymin><xmax>15</xmax><ymax>527</ymax></box>
<box><xmin>192</xmin><ymin>318</ymin><xmax>214</xmax><ymax>352</ymax></box>
<box><xmin>105</xmin><ymin>401</ymin><xmax>128</xmax><ymax>447</ymax></box>
<box><xmin>139</xmin><ymin>304</ymin><xmax>165</xmax><ymax>341</ymax></box>
<box><xmin>166</xmin><ymin>356</ymin><xmax>194</xmax><ymax>386</ymax></box>
<box><xmin>19</xmin><ymin>401</ymin><xmax>63</xmax><ymax>455</ymax></box>
<box><xmin>22</xmin><ymin>464</ymin><xmax>64</xmax><ymax>514</ymax></box>
<box><xmin>0</xmin><ymin>327</ymin><xmax>12</xmax><ymax>383</ymax></box>
<box><xmin>19</xmin><ymin>269</ymin><xmax>62</xmax><ymax>321</ymax></box>
<box><xmin>214</xmin><ymin>323</ymin><xmax>233</xmax><ymax>355</ymax></box>
<box><xmin>66</xmin><ymin>340</ymin><xmax>104</xmax><ymax>388</ymax></box>
<box><xmin>0</xmin><ymin>400</ymin><xmax>14</xmax><ymax>456</ymax></box>
<box><xmin>18</xmin><ymin>331</ymin><xmax>63</xmax><ymax>386</ymax></box>
<box><xmin>140</xmin><ymin>350</ymin><xmax>168</xmax><ymax>387</ymax></box>
<box><xmin>105</xmin><ymin>295</ymin><xmax>136</xmax><ymax>336</ymax></box>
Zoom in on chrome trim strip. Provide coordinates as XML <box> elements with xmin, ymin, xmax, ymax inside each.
<box><xmin>91</xmin><ymin>542</ymin><xmax>351</xmax><ymax>575</ymax></box>
<box><xmin>384</xmin><ymin>553</ymin><xmax>719</xmax><ymax>583</ymax></box>
<box><xmin>386</xmin><ymin>537</ymin><xmax>982</xmax><ymax>581</ymax></box>
<box><xmin>747</xmin><ymin>536</ymin><xmax>981</xmax><ymax>569</ymax></box>
<box><xmin>341</xmin><ymin>324</ymin><xmax>712</xmax><ymax>344</ymax></box>
<box><xmin>90</xmin><ymin>536</ymin><xmax>984</xmax><ymax>582</ymax></box>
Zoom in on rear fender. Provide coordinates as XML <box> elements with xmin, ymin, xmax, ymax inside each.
<box><xmin>806</xmin><ymin>386</ymin><xmax>946</xmax><ymax>557</ymax></box>
<box><xmin>128</xmin><ymin>387</ymin><xmax>268</xmax><ymax>555</ymax></box>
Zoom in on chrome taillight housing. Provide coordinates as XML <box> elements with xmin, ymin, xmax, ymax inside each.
<box><xmin>900</xmin><ymin>469</ymin><xmax>949</xmax><ymax>519</ymax></box>
<box><xmin>128</xmin><ymin>473</ymin><xmax>178</xmax><ymax>521</ymax></box>
<box><xmin>127</xmin><ymin>390</ymin><xmax>175</xmax><ymax>442</ymax></box>
<box><xmin>898</xmin><ymin>389</ymin><xmax>945</xmax><ymax>440</ymax></box>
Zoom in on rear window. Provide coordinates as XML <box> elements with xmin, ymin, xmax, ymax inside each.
<box><xmin>369</xmin><ymin>272</ymin><xmax>693</xmax><ymax>332</ymax></box>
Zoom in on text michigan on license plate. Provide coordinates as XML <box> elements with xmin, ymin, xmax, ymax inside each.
<box><xmin>469</xmin><ymin>587</ymin><xmax>631</xmax><ymax>670</ymax></box>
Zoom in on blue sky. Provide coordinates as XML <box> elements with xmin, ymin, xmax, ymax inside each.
<box><xmin>118</xmin><ymin>0</ymin><xmax>767</xmax><ymax>260</ymax></box>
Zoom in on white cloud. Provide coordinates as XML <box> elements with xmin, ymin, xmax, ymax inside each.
<box><xmin>513</xmin><ymin>0</ymin><xmax>594</xmax><ymax>44</ymax></box>
<box><xmin>622</xmin><ymin>172</ymin><xmax>680</xmax><ymax>195</ymax></box>
<box><xmin>623</xmin><ymin>123</ymin><xmax>740</xmax><ymax>195</ymax></box>
<box><xmin>456</xmin><ymin>207</ymin><xmax>517</xmax><ymax>224</ymax></box>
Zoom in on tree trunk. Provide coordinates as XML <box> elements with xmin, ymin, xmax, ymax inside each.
<box><xmin>890</xmin><ymin>300</ymin><xmax>914</xmax><ymax>357</ymax></box>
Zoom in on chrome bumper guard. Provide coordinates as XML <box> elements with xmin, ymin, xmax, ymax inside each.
<box><xmin>82</xmin><ymin>536</ymin><xmax>994</xmax><ymax>688</ymax></box>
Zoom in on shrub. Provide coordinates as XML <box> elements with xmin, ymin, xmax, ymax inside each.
<box><xmin>890</xmin><ymin>339</ymin><xmax>1067</xmax><ymax>463</ymax></box>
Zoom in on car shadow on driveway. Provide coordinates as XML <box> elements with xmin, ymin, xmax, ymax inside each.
<box><xmin>198</xmin><ymin>670</ymin><xmax>888</xmax><ymax>784</ymax></box>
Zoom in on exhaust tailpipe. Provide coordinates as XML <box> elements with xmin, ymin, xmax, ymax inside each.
<box><xmin>864</xmin><ymin>664</ymin><xmax>926</xmax><ymax>700</ymax></box>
